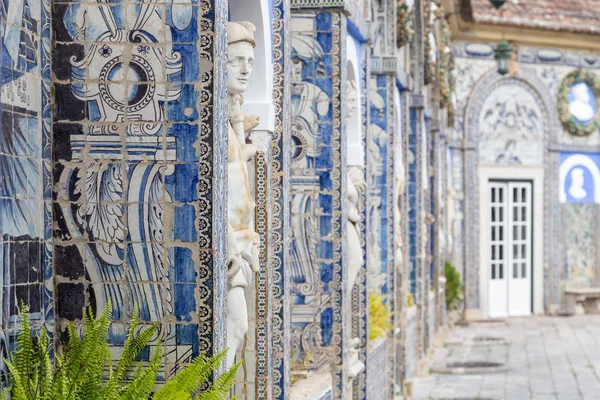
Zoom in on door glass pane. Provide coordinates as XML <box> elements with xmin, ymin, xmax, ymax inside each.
<box><xmin>521</xmin><ymin>244</ymin><xmax>526</xmax><ymax>258</ymax></box>
<box><xmin>513</xmin><ymin>206</ymin><xmax>518</xmax><ymax>221</ymax></box>
<box><xmin>499</xmin><ymin>188</ymin><xmax>503</xmax><ymax>203</ymax></box>
<box><xmin>492</xmin><ymin>188</ymin><xmax>496</xmax><ymax>203</ymax></box>
<box><xmin>522</xmin><ymin>225</ymin><xmax>526</xmax><ymax>239</ymax></box>
<box><xmin>521</xmin><ymin>262</ymin><xmax>527</xmax><ymax>278</ymax></box>
<box><xmin>492</xmin><ymin>207</ymin><xmax>496</xmax><ymax>222</ymax></box>
<box><xmin>521</xmin><ymin>206</ymin><xmax>527</xmax><ymax>221</ymax></box>
<box><xmin>499</xmin><ymin>264</ymin><xmax>503</xmax><ymax>279</ymax></box>
<box><xmin>499</xmin><ymin>226</ymin><xmax>503</xmax><ymax>241</ymax></box>
<box><xmin>492</xmin><ymin>264</ymin><xmax>496</xmax><ymax>279</ymax></box>
<box><xmin>513</xmin><ymin>225</ymin><xmax>518</xmax><ymax>240</ymax></box>
<box><xmin>513</xmin><ymin>263</ymin><xmax>518</xmax><ymax>278</ymax></box>
<box><xmin>513</xmin><ymin>187</ymin><xmax>518</xmax><ymax>202</ymax></box>
<box><xmin>499</xmin><ymin>245</ymin><xmax>503</xmax><ymax>260</ymax></box>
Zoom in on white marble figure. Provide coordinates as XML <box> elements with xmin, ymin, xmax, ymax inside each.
<box><xmin>226</xmin><ymin>21</ymin><xmax>261</xmax><ymax>368</ymax></box>
<box><xmin>346</xmin><ymin>79</ymin><xmax>367</xmax><ymax>380</ymax></box>
<box><xmin>347</xmin><ymin>166</ymin><xmax>366</xmax><ymax>295</ymax></box>
<box><xmin>569</xmin><ymin>83</ymin><xmax>595</xmax><ymax>123</ymax></box>
<box><xmin>568</xmin><ymin>168</ymin><xmax>587</xmax><ymax>200</ymax></box>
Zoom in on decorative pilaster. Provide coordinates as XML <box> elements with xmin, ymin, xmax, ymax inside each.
<box><xmin>271</xmin><ymin>0</ymin><xmax>293</xmax><ymax>399</ymax></box>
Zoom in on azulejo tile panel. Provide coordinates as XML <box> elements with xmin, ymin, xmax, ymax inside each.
<box><xmin>0</xmin><ymin>0</ymin><xmax>53</xmax><ymax>382</ymax></box>
<box><xmin>51</xmin><ymin>0</ymin><xmax>227</xmax><ymax>378</ymax></box>
<box><xmin>367</xmin><ymin>75</ymin><xmax>391</xmax><ymax>297</ymax></box>
<box><xmin>289</xmin><ymin>9</ymin><xmax>349</xmax><ymax>397</ymax></box>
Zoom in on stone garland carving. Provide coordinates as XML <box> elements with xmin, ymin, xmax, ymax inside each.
<box><xmin>439</xmin><ymin>17</ymin><xmax>456</xmax><ymax>126</ymax></box>
<box><xmin>226</xmin><ymin>21</ymin><xmax>261</xmax><ymax>368</ymax></box>
<box><xmin>557</xmin><ymin>69</ymin><xmax>600</xmax><ymax>136</ymax></box>
<box><xmin>423</xmin><ymin>1</ymin><xmax>437</xmax><ymax>86</ymax></box>
<box><xmin>396</xmin><ymin>0</ymin><xmax>415</xmax><ymax>49</ymax></box>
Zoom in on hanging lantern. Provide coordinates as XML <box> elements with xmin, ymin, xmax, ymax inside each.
<box><xmin>488</xmin><ymin>0</ymin><xmax>506</xmax><ymax>9</ymax></box>
<box><xmin>494</xmin><ymin>40</ymin><xmax>512</xmax><ymax>75</ymax></box>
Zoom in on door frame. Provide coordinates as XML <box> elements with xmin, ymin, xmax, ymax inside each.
<box><xmin>478</xmin><ymin>165</ymin><xmax>544</xmax><ymax>318</ymax></box>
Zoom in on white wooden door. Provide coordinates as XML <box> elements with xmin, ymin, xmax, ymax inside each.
<box><xmin>488</xmin><ymin>181</ymin><xmax>532</xmax><ymax>318</ymax></box>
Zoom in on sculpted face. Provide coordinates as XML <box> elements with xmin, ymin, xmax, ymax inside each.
<box><xmin>227</xmin><ymin>41</ymin><xmax>255</xmax><ymax>95</ymax></box>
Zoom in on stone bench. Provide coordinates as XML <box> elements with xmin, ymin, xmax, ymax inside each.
<box><xmin>564</xmin><ymin>287</ymin><xmax>600</xmax><ymax>315</ymax></box>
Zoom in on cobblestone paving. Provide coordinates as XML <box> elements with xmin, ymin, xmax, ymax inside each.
<box><xmin>412</xmin><ymin>316</ymin><xmax>600</xmax><ymax>400</ymax></box>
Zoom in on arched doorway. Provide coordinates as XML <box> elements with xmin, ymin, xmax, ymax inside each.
<box><xmin>464</xmin><ymin>70</ymin><xmax>557</xmax><ymax>318</ymax></box>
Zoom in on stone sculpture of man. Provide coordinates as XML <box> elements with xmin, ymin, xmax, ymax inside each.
<box><xmin>345</xmin><ymin>79</ymin><xmax>367</xmax><ymax>379</ymax></box>
<box><xmin>226</xmin><ymin>21</ymin><xmax>260</xmax><ymax>368</ymax></box>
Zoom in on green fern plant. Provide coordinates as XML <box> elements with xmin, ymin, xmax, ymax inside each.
<box><xmin>1</xmin><ymin>302</ymin><xmax>240</xmax><ymax>400</ymax></box>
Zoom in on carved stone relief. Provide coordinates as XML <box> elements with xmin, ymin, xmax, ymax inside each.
<box><xmin>477</xmin><ymin>83</ymin><xmax>544</xmax><ymax>165</ymax></box>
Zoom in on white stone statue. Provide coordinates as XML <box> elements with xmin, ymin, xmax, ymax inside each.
<box><xmin>226</xmin><ymin>21</ymin><xmax>260</xmax><ymax>368</ymax></box>
<box><xmin>345</xmin><ymin>79</ymin><xmax>367</xmax><ymax>380</ymax></box>
<box><xmin>347</xmin><ymin>166</ymin><xmax>367</xmax><ymax>294</ymax></box>
<box><xmin>347</xmin><ymin>166</ymin><xmax>366</xmax><ymax>380</ymax></box>
<box><xmin>569</xmin><ymin>83</ymin><xmax>595</xmax><ymax>123</ymax></box>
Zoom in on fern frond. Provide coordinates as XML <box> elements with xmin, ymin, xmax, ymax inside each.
<box><xmin>14</xmin><ymin>302</ymin><xmax>34</xmax><ymax>399</ymax></box>
<box><xmin>4</xmin><ymin>358</ymin><xmax>27</xmax><ymax>400</ymax></box>
<box><xmin>0</xmin><ymin>386</ymin><xmax>11</xmax><ymax>400</ymax></box>
<box><xmin>153</xmin><ymin>352</ymin><xmax>216</xmax><ymax>400</ymax></box>
<box><xmin>154</xmin><ymin>349</ymin><xmax>237</xmax><ymax>400</ymax></box>
<box><xmin>117</xmin><ymin>342</ymin><xmax>162</xmax><ymax>400</ymax></box>
<box><xmin>203</xmin><ymin>359</ymin><xmax>241</xmax><ymax>400</ymax></box>
<box><xmin>37</xmin><ymin>328</ymin><xmax>54</xmax><ymax>400</ymax></box>
<box><xmin>64</xmin><ymin>302</ymin><xmax>112</xmax><ymax>399</ymax></box>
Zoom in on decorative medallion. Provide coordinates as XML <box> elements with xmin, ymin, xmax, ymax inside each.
<box><xmin>558</xmin><ymin>69</ymin><xmax>600</xmax><ymax>136</ymax></box>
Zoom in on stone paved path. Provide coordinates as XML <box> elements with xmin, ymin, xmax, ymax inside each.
<box><xmin>412</xmin><ymin>315</ymin><xmax>600</xmax><ymax>400</ymax></box>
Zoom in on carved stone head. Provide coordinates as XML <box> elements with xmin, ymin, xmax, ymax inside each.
<box><xmin>227</xmin><ymin>22</ymin><xmax>256</xmax><ymax>96</ymax></box>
